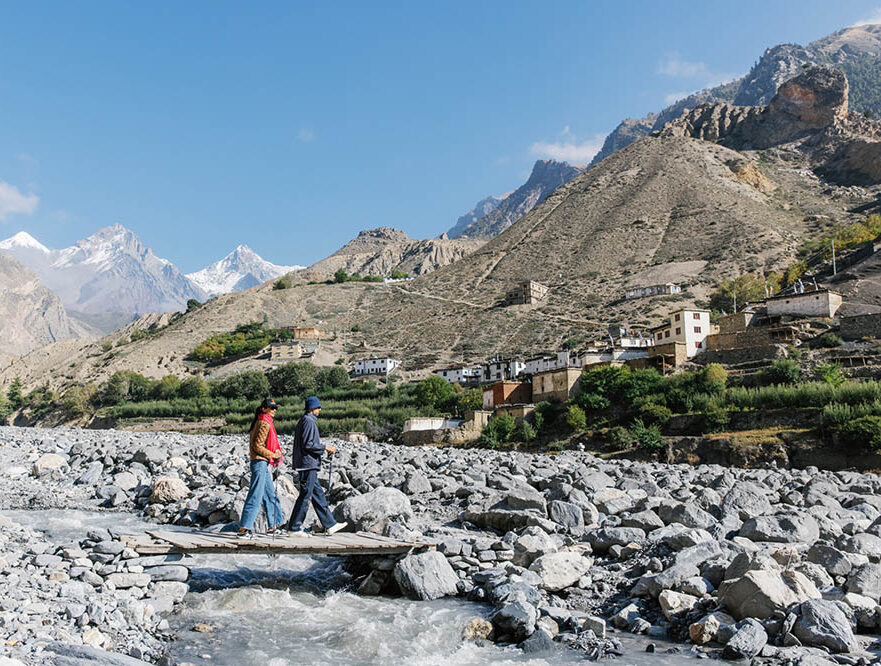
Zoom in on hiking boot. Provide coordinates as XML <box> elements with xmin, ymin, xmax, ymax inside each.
<box><xmin>236</xmin><ymin>529</ymin><xmax>254</xmax><ymax>540</ymax></box>
<box><xmin>325</xmin><ymin>522</ymin><xmax>348</xmax><ymax>535</ymax></box>
<box><xmin>268</xmin><ymin>526</ymin><xmax>287</xmax><ymax>536</ymax></box>
<box><xmin>288</xmin><ymin>529</ymin><xmax>311</xmax><ymax>538</ymax></box>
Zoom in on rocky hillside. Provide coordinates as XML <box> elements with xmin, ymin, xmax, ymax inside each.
<box><xmin>0</xmin><ymin>252</ymin><xmax>89</xmax><ymax>364</ymax></box>
<box><xmin>592</xmin><ymin>24</ymin><xmax>881</xmax><ymax>166</ymax></box>
<box><xmin>448</xmin><ymin>160</ymin><xmax>584</xmax><ymax>239</ymax></box>
<box><xmin>306</xmin><ymin>227</ymin><xmax>485</xmax><ymax>278</ymax></box>
<box><xmin>5</xmin><ymin>69</ymin><xmax>881</xmax><ymax>390</ymax></box>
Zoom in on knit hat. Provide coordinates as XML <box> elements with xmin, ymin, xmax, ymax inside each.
<box><xmin>305</xmin><ymin>396</ymin><xmax>322</xmax><ymax>411</ymax></box>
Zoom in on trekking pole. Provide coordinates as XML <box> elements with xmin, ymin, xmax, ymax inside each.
<box><xmin>327</xmin><ymin>452</ymin><xmax>334</xmax><ymax>497</ymax></box>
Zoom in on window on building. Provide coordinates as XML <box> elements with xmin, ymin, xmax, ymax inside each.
<box><xmin>675</xmin><ymin>327</ymin><xmax>681</xmax><ymax>335</ymax></box>
<box><xmin>696</xmin><ymin>341</ymin><xmax>702</xmax><ymax>349</ymax></box>
<box><xmin>665</xmin><ymin>331</ymin><xmax>670</xmax><ymax>338</ymax></box>
<box><xmin>675</xmin><ymin>314</ymin><xmax>681</xmax><ymax>321</ymax></box>
<box><xmin>694</xmin><ymin>326</ymin><xmax>701</xmax><ymax>333</ymax></box>
<box><xmin>693</xmin><ymin>313</ymin><xmax>700</xmax><ymax>320</ymax></box>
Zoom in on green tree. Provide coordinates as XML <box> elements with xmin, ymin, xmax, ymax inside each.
<box><xmin>267</xmin><ymin>362</ymin><xmax>317</xmax><ymax>396</ymax></box>
<box><xmin>843</xmin><ymin>415</ymin><xmax>881</xmax><ymax>452</ymax></box>
<box><xmin>186</xmin><ymin>298</ymin><xmax>202</xmax><ymax>312</ymax></box>
<box><xmin>415</xmin><ymin>375</ymin><xmax>455</xmax><ymax>409</ymax></box>
<box><xmin>154</xmin><ymin>375</ymin><xmax>182</xmax><ymax>400</ymax></box>
<box><xmin>456</xmin><ymin>388</ymin><xmax>483</xmax><ymax>415</ymax></box>
<box><xmin>710</xmin><ymin>272</ymin><xmax>783</xmax><ymax>312</ymax></box>
<box><xmin>762</xmin><ymin>359</ymin><xmax>800</xmax><ymax>385</ymax></box>
<box><xmin>334</xmin><ymin>268</ymin><xmax>349</xmax><ymax>284</ymax></box>
<box><xmin>7</xmin><ymin>377</ymin><xmax>24</xmax><ymax>410</ymax></box>
<box><xmin>815</xmin><ymin>363</ymin><xmax>846</xmax><ymax>387</ymax></box>
<box><xmin>698</xmin><ymin>364</ymin><xmax>728</xmax><ymax>394</ymax></box>
<box><xmin>518</xmin><ymin>420</ymin><xmax>537</xmax><ymax>442</ymax></box>
<box><xmin>213</xmin><ymin>370</ymin><xmax>271</xmax><ymax>400</ymax></box>
<box><xmin>62</xmin><ymin>384</ymin><xmax>98</xmax><ymax>418</ymax></box>
<box><xmin>566</xmin><ymin>405</ymin><xmax>587</xmax><ymax>431</ymax></box>
<box><xmin>179</xmin><ymin>376</ymin><xmax>210</xmax><ymax>399</ymax></box>
<box><xmin>390</xmin><ymin>269</ymin><xmax>409</xmax><ymax>279</ymax></box>
<box><xmin>272</xmin><ymin>276</ymin><xmax>292</xmax><ymax>290</ymax></box>
<box><xmin>631</xmin><ymin>419</ymin><xmax>664</xmax><ymax>452</ymax></box>
<box><xmin>128</xmin><ymin>373</ymin><xmax>156</xmax><ymax>402</ymax></box>
<box><xmin>316</xmin><ymin>366</ymin><xmax>350</xmax><ymax>391</ymax></box>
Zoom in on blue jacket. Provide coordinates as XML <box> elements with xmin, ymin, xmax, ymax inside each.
<box><xmin>292</xmin><ymin>412</ymin><xmax>324</xmax><ymax>470</ymax></box>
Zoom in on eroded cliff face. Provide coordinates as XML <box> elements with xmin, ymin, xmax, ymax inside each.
<box><xmin>0</xmin><ymin>252</ymin><xmax>86</xmax><ymax>360</ymax></box>
<box><xmin>660</xmin><ymin>67</ymin><xmax>881</xmax><ymax>186</ymax></box>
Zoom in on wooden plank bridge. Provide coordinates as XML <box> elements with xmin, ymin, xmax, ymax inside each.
<box><xmin>121</xmin><ymin>530</ymin><xmax>429</xmax><ymax>557</ymax></box>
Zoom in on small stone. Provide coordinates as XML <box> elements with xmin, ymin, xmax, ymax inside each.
<box><xmin>462</xmin><ymin>617</ymin><xmax>493</xmax><ymax>641</ymax></box>
<box><xmin>193</xmin><ymin>623</ymin><xmax>213</xmax><ymax>633</ymax></box>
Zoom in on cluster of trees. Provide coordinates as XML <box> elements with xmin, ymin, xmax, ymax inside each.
<box><xmin>191</xmin><ymin>321</ymin><xmax>295</xmax><ymax>362</ymax></box>
<box><xmin>414</xmin><ymin>375</ymin><xmax>482</xmax><ymax>416</ymax></box>
<box><xmin>333</xmin><ymin>268</ymin><xmax>384</xmax><ymax>284</ymax></box>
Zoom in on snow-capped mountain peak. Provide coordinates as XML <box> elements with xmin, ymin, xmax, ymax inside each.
<box><xmin>0</xmin><ymin>231</ymin><xmax>51</xmax><ymax>253</ymax></box>
<box><xmin>187</xmin><ymin>245</ymin><xmax>302</xmax><ymax>297</ymax></box>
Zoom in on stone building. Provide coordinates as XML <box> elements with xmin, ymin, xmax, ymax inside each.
<box><xmin>270</xmin><ymin>341</ymin><xmax>304</xmax><ymax>361</ymax></box>
<box><xmin>505</xmin><ymin>281</ymin><xmax>549</xmax><ymax>306</ymax></box>
<box><xmin>532</xmin><ymin>367</ymin><xmax>582</xmax><ymax>404</ymax></box>
<box><xmin>764</xmin><ymin>289</ymin><xmax>843</xmax><ymax>319</ymax></box>
<box><xmin>482</xmin><ymin>381</ymin><xmax>532</xmax><ymax>410</ymax></box>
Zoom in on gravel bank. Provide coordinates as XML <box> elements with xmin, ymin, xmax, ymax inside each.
<box><xmin>2</xmin><ymin>426</ymin><xmax>881</xmax><ymax>665</ymax></box>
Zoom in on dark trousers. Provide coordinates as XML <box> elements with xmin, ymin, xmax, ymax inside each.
<box><xmin>287</xmin><ymin>469</ymin><xmax>336</xmax><ymax>531</ymax></box>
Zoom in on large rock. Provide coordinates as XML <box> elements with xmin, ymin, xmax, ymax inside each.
<box><xmin>719</xmin><ymin>569</ymin><xmax>820</xmax><ymax>620</ymax></box>
<box><xmin>150</xmin><ymin>477</ymin><xmax>190</xmax><ymax>504</ymax></box>
<box><xmin>847</xmin><ymin>563</ymin><xmax>881</xmax><ymax>602</ymax></box>
<box><xmin>548</xmin><ymin>500</ymin><xmax>583</xmax><ymax>529</ymax></box>
<box><xmin>512</xmin><ymin>530</ymin><xmax>558</xmax><ymax>567</ymax></box>
<box><xmin>334</xmin><ymin>487</ymin><xmax>413</xmax><ymax>533</ymax></box>
<box><xmin>739</xmin><ymin>514</ymin><xmax>820</xmax><ymax>544</ymax></box>
<box><xmin>45</xmin><ymin>643</ymin><xmax>154</xmax><ymax>665</ymax></box>
<box><xmin>659</xmin><ymin>590</ymin><xmax>698</xmax><ymax>619</ymax></box>
<box><xmin>587</xmin><ymin>527</ymin><xmax>646</xmax><ymax>553</ymax></box>
<box><xmin>792</xmin><ymin>600</ymin><xmax>858</xmax><ymax>653</ymax></box>
<box><xmin>133</xmin><ymin>446</ymin><xmax>165</xmax><ymax>467</ymax></box>
<box><xmin>393</xmin><ymin>551</ymin><xmax>458</xmax><ymax>600</ymax></box>
<box><xmin>722</xmin><ymin>619</ymin><xmax>768</xmax><ymax>660</ymax></box>
<box><xmin>807</xmin><ymin>544</ymin><xmax>852</xmax><ymax>577</ymax></box>
<box><xmin>112</xmin><ymin>471</ymin><xmax>139</xmax><ymax>491</ymax></box>
<box><xmin>32</xmin><ymin>453</ymin><xmax>67</xmax><ymax>477</ymax></box>
<box><xmin>721</xmin><ymin>484</ymin><xmax>771</xmax><ymax>520</ymax></box>
<box><xmin>491</xmin><ymin>601</ymin><xmax>537</xmax><ymax>641</ymax></box>
<box><xmin>690</xmin><ymin>611</ymin><xmax>735</xmax><ymax>645</ymax></box>
<box><xmin>529</xmin><ymin>551</ymin><xmax>592</xmax><ymax>592</ymax></box>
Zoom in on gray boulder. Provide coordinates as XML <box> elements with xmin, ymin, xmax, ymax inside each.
<box><xmin>719</xmin><ymin>569</ymin><xmax>820</xmax><ymax>620</ymax></box>
<box><xmin>334</xmin><ymin>487</ymin><xmax>413</xmax><ymax>533</ymax></box>
<box><xmin>792</xmin><ymin>600</ymin><xmax>858</xmax><ymax>653</ymax></box>
<box><xmin>548</xmin><ymin>500</ymin><xmax>583</xmax><ymax>529</ymax></box>
<box><xmin>393</xmin><ymin>551</ymin><xmax>459</xmax><ymax>600</ymax></box>
<box><xmin>529</xmin><ymin>551</ymin><xmax>592</xmax><ymax>592</ymax></box>
<box><xmin>722</xmin><ymin>619</ymin><xmax>768</xmax><ymax>660</ymax></box>
<box><xmin>847</xmin><ymin>563</ymin><xmax>881</xmax><ymax>601</ymax></box>
<box><xmin>739</xmin><ymin>514</ymin><xmax>820</xmax><ymax>544</ymax></box>
<box><xmin>587</xmin><ymin>527</ymin><xmax>646</xmax><ymax>553</ymax></box>
<box><xmin>721</xmin><ymin>484</ymin><xmax>771</xmax><ymax>520</ymax></box>
<box><xmin>807</xmin><ymin>544</ymin><xmax>852</xmax><ymax>576</ymax></box>
<box><xmin>492</xmin><ymin>601</ymin><xmax>537</xmax><ymax>641</ymax></box>
<box><xmin>45</xmin><ymin>643</ymin><xmax>154</xmax><ymax>665</ymax></box>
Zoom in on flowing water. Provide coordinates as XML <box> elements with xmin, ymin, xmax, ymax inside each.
<box><xmin>4</xmin><ymin>510</ymin><xmax>707</xmax><ymax>666</ymax></box>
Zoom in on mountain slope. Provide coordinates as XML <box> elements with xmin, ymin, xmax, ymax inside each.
<box><xmin>448</xmin><ymin>160</ymin><xmax>584</xmax><ymax>239</ymax></box>
<box><xmin>447</xmin><ymin>193</ymin><xmax>512</xmax><ymax>239</ymax></box>
<box><xmin>0</xmin><ymin>225</ymin><xmax>205</xmax><ymax>317</ymax></box>
<box><xmin>0</xmin><ymin>252</ymin><xmax>89</xmax><ymax>363</ymax></box>
<box><xmin>306</xmin><ymin>227</ymin><xmax>485</xmax><ymax>278</ymax></box>
<box><xmin>187</xmin><ymin>245</ymin><xmax>302</xmax><ymax>297</ymax></box>
<box><xmin>591</xmin><ymin>24</ymin><xmax>881</xmax><ymax>167</ymax></box>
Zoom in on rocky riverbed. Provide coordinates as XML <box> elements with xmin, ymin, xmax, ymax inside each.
<box><xmin>2</xmin><ymin>426</ymin><xmax>881</xmax><ymax>665</ymax></box>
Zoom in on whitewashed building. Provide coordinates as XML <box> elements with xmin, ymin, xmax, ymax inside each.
<box><xmin>352</xmin><ymin>357</ymin><xmax>401</xmax><ymax>376</ymax></box>
<box><xmin>522</xmin><ymin>351</ymin><xmax>579</xmax><ymax>376</ymax></box>
<box><xmin>483</xmin><ymin>358</ymin><xmax>526</xmax><ymax>382</ymax></box>
<box><xmin>765</xmin><ymin>289</ymin><xmax>843</xmax><ymax>319</ymax></box>
<box><xmin>651</xmin><ymin>309</ymin><xmax>711</xmax><ymax>357</ymax></box>
<box><xmin>433</xmin><ymin>365</ymin><xmax>483</xmax><ymax>384</ymax></box>
<box><xmin>607</xmin><ymin>324</ymin><xmax>654</xmax><ymax>349</ymax></box>
<box><xmin>624</xmin><ymin>283</ymin><xmax>682</xmax><ymax>300</ymax></box>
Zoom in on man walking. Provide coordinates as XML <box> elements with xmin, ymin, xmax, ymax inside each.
<box><xmin>287</xmin><ymin>396</ymin><xmax>347</xmax><ymax>536</ymax></box>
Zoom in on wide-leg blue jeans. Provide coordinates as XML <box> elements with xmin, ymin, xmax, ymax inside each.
<box><xmin>239</xmin><ymin>460</ymin><xmax>283</xmax><ymax>530</ymax></box>
<box><xmin>287</xmin><ymin>469</ymin><xmax>336</xmax><ymax>531</ymax></box>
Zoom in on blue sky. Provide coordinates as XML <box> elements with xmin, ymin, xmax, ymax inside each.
<box><xmin>0</xmin><ymin>1</ymin><xmax>879</xmax><ymax>271</ymax></box>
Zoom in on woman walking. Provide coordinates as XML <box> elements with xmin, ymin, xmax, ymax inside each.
<box><xmin>237</xmin><ymin>398</ymin><xmax>285</xmax><ymax>537</ymax></box>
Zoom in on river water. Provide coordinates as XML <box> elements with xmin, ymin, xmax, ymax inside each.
<box><xmin>4</xmin><ymin>510</ymin><xmax>706</xmax><ymax>666</ymax></box>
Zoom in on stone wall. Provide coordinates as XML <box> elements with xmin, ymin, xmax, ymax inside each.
<box><xmin>693</xmin><ymin>344</ymin><xmax>787</xmax><ymax>366</ymax></box>
<box><xmin>841</xmin><ymin>313</ymin><xmax>881</xmax><ymax>340</ymax></box>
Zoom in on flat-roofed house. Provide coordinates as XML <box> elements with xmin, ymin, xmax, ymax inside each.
<box><xmin>650</xmin><ymin>309</ymin><xmax>711</xmax><ymax>358</ymax></box>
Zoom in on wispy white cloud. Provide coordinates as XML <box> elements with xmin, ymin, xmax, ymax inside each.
<box><xmin>852</xmin><ymin>6</ymin><xmax>881</xmax><ymax>25</ymax></box>
<box><xmin>296</xmin><ymin>128</ymin><xmax>315</xmax><ymax>143</ymax></box>
<box><xmin>0</xmin><ymin>181</ymin><xmax>38</xmax><ymax>221</ymax></box>
<box><xmin>658</xmin><ymin>53</ymin><xmax>713</xmax><ymax>79</ymax></box>
<box><xmin>529</xmin><ymin>127</ymin><xmax>605</xmax><ymax>164</ymax></box>
<box><xmin>664</xmin><ymin>91</ymin><xmax>692</xmax><ymax>104</ymax></box>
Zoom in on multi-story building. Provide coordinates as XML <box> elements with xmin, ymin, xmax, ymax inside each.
<box><xmin>650</xmin><ymin>309</ymin><xmax>711</xmax><ymax>357</ymax></box>
<box><xmin>505</xmin><ymin>281</ymin><xmax>549</xmax><ymax>306</ymax></box>
<box><xmin>483</xmin><ymin>358</ymin><xmax>526</xmax><ymax>382</ymax></box>
<box><xmin>352</xmin><ymin>357</ymin><xmax>401</xmax><ymax>376</ymax></box>
<box><xmin>522</xmin><ymin>351</ymin><xmax>579</xmax><ymax>376</ymax></box>
<box><xmin>532</xmin><ymin>367</ymin><xmax>583</xmax><ymax>403</ymax></box>
<box><xmin>623</xmin><ymin>283</ymin><xmax>682</xmax><ymax>300</ymax></box>
<box><xmin>433</xmin><ymin>365</ymin><xmax>483</xmax><ymax>384</ymax></box>
<box><xmin>270</xmin><ymin>341</ymin><xmax>303</xmax><ymax>361</ymax></box>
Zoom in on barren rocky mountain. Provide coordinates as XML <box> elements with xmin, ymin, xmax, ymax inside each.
<box><xmin>592</xmin><ymin>24</ymin><xmax>881</xmax><ymax>167</ymax></box>
<box><xmin>305</xmin><ymin>227</ymin><xmax>485</xmax><ymax>278</ymax></box>
<box><xmin>5</xmin><ymin>67</ymin><xmax>881</xmax><ymax>391</ymax></box>
<box><xmin>0</xmin><ymin>252</ymin><xmax>90</xmax><ymax>365</ymax></box>
<box><xmin>448</xmin><ymin>160</ymin><xmax>584</xmax><ymax>239</ymax></box>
